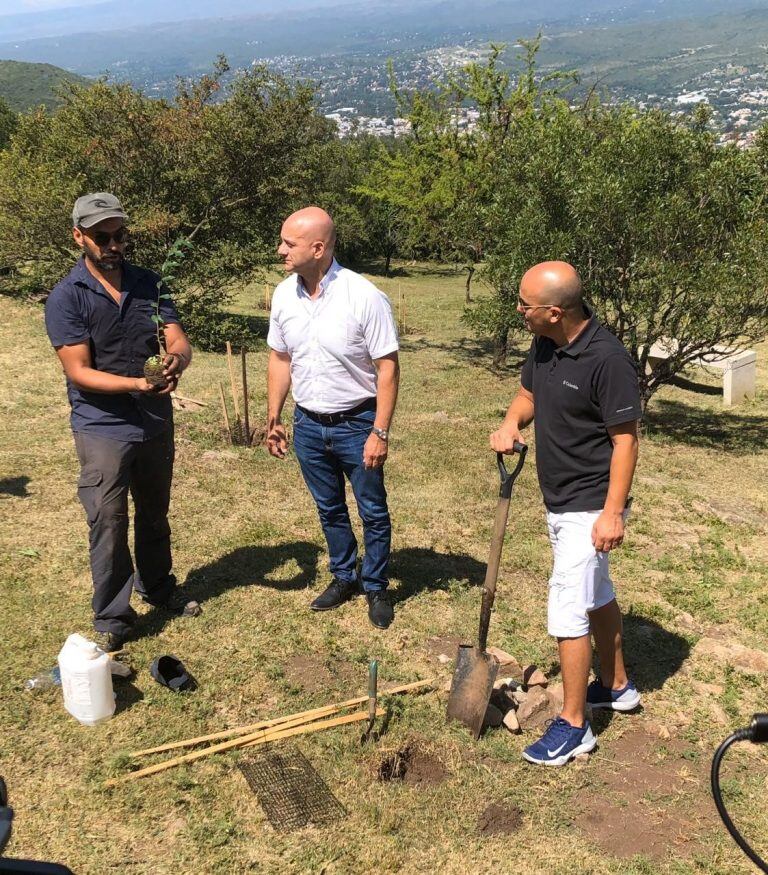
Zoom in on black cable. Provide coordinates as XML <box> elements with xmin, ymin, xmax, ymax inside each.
<box><xmin>711</xmin><ymin>714</ymin><xmax>768</xmax><ymax>873</ymax></box>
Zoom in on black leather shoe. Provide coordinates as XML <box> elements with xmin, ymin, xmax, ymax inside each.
<box><xmin>367</xmin><ymin>591</ymin><xmax>394</xmax><ymax>629</ymax></box>
<box><xmin>144</xmin><ymin>591</ymin><xmax>202</xmax><ymax>617</ymax></box>
<box><xmin>310</xmin><ymin>578</ymin><xmax>359</xmax><ymax>611</ymax></box>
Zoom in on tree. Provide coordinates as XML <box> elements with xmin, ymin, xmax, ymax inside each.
<box><xmin>482</xmin><ymin>100</ymin><xmax>768</xmax><ymax>403</ymax></box>
<box><xmin>0</xmin><ymin>59</ymin><xmax>336</xmax><ymax>347</ymax></box>
<box><xmin>0</xmin><ymin>97</ymin><xmax>16</xmax><ymax>150</ymax></box>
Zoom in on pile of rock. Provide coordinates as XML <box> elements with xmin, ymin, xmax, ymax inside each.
<box><xmin>483</xmin><ymin>647</ymin><xmax>563</xmax><ymax>735</ymax></box>
<box><xmin>439</xmin><ymin>645</ymin><xmax>567</xmax><ymax>735</ymax></box>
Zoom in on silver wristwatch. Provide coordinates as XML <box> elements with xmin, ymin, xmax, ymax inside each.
<box><xmin>371</xmin><ymin>426</ymin><xmax>389</xmax><ymax>441</ymax></box>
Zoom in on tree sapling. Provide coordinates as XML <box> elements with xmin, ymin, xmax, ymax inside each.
<box><xmin>144</xmin><ymin>237</ymin><xmax>192</xmax><ymax>387</ymax></box>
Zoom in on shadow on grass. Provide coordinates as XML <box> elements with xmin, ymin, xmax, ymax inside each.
<box><xmin>130</xmin><ymin>541</ymin><xmax>321</xmax><ymax>640</ymax></box>
<box><xmin>114</xmin><ymin>680</ymin><xmax>144</xmax><ymax>714</ymax></box>
<box><xmin>352</xmin><ymin>259</ymin><xmax>461</xmax><ymax>279</ymax></box>
<box><xmin>389</xmin><ymin>547</ymin><xmax>486</xmax><ymax>605</ymax></box>
<box><xmin>669</xmin><ymin>374</ymin><xmax>722</xmax><ymax>396</ymax></box>
<box><xmin>622</xmin><ymin>612</ymin><xmax>690</xmax><ymax>693</ymax></box>
<box><xmin>0</xmin><ymin>476</ymin><xmax>30</xmax><ymax>497</ymax></box>
<box><xmin>399</xmin><ymin>334</ymin><xmax>529</xmax><ymax>376</ymax></box>
<box><xmin>644</xmin><ymin>398</ymin><xmax>768</xmax><ymax>454</ymax></box>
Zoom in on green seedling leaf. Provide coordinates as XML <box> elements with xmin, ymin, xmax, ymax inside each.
<box><xmin>150</xmin><ymin>315</ymin><xmax>164</xmax><ymax>324</ymax></box>
<box><xmin>19</xmin><ymin>547</ymin><xmax>40</xmax><ymax>558</ymax></box>
<box><xmin>159</xmin><ymin>294</ymin><xmax>173</xmax><ymax>300</ymax></box>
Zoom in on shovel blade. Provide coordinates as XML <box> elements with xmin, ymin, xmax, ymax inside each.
<box><xmin>446</xmin><ymin>644</ymin><xmax>499</xmax><ymax>739</ymax></box>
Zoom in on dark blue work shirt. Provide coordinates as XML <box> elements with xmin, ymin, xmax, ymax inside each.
<box><xmin>45</xmin><ymin>258</ymin><xmax>181</xmax><ymax>442</ymax></box>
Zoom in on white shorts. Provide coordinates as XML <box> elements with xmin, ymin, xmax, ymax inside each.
<box><xmin>546</xmin><ymin>509</ymin><xmax>625</xmax><ymax>638</ymax></box>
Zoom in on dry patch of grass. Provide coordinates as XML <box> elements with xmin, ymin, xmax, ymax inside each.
<box><xmin>1</xmin><ymin>266</ymin><xmax>767</xmax><ymax>874</ymax></box>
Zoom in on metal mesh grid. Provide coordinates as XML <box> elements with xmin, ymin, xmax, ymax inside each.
<box><xmin>238</xmin><ymin>747</ymin><xmax>347</xmax><ymax>832</ymax></box>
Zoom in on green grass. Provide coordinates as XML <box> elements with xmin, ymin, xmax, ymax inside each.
<box><xmin>1</xmin><ymin>263</ymin><xmax>767</xmax><ymax>873</ymax></box>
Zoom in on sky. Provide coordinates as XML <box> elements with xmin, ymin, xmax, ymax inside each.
<box><xmin>0</xmin><ymin>0</ymin><xmax>104</xmax><ymax>12</ymax></box>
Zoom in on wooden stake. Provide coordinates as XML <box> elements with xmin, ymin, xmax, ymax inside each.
<box><xmin>131</xmin><ymin>703</ymin><xmax>342</xmax><ymax>757</ymax></box>
<box><xmin>218</xmin><ymin>382</ymin><xmax>232</xmax><ymax>443</ymax></box>
<box><xmin>105</xmin><ymin>709</ymin><xmax>382</xmax><ymax>787</ymax></box>
<box><xmin>171</xmin><ymin>392</ymin><xmax>208</xmax><ymax>407</ymax></box>
<box><xmin>225</xmin><ymin>342</ymin><xmax>241</xmax><ymax>422</ymax></box>
<box><xmin>130</xmin><ymin>678</ymin><xmax>434</xmax><ymax>758</ymax></box>
<box><xmin>241</xmin><ymin>347</ymin><xmax>251</xmax><ymax>447</ymax></box>
<box><xmin>240</xmin><ymin>708</ymin><xmax>383</xmax><ymax>749</ymax></box>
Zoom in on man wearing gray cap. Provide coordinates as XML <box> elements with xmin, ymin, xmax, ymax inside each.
<box><xmin>45</xmin><ymin>193</ymin><xmax>198</xmax><ymax>652</ymax></box>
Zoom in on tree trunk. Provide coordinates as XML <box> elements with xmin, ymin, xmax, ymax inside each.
<box><xmin>465</xmin><ymin>265</ymin><xmax>474</xmax><ymax>303</ymax></box>
<box><xmin>384</xmin><ymin>251</ymin><xmax>392</xmax><ymax>277</ymax></box>
<box><xmin>492</xmin><ymin>326</ymin><xmax>509</xmax><ymax>369</ymax></box>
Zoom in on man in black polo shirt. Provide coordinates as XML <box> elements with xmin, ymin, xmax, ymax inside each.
<box><xmin>490</xmin><ymin>261</ymin><xmax>642</xmax><ymax>766</ymax></box>
<box><xmin>45</xmin><ymin>192</ymin><xmax>199</xmax><ymax>652</ymax></box>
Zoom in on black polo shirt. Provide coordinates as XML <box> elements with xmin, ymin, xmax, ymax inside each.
<box><xmin>45</xmin><ymin>258</ymin><xmax>181</xmax><ymax>442</ymax></box>
<box><xmin>521</xmin><ymin>308</ymin><xmax>641</xmax><ymax>512</ymax></box>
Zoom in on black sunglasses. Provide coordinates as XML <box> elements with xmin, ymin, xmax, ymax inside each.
<box><xmin>88</xmin><ymin>227</ymin><xmax>129</xmax><ymax>247</ymax></box>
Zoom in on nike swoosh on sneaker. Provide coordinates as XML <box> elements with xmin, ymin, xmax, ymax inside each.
<box><xmin>547</xmin><ymin>741</ymin><xmax>568</xmax><ymax>757</ymax></box>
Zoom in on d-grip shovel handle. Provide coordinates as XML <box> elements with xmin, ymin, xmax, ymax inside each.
<box><xmin>497</xmin><ymin>442</ymin><xmax>528</xmax><ymax>499</ymax></box>
<box><xmin>478</xmin><ymin>443</ymin><xmax>528</xmax><ymax>651</ymax></box>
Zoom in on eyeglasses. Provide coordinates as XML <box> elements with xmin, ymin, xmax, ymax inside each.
<box><xmin>517</xmin><ymin>298</ymin><xmax>557</xmax><ymax>312</ymax></box>
<box><xmin>88</xmin><ymin>227</ymin><xmax>128</xmax><ymax>247</ymax></box>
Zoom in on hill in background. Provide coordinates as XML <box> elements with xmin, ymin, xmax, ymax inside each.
<box><xmin>0</xmin><ymin>60</ymin><xmax>88</xmax><ymax>112</ymax></box>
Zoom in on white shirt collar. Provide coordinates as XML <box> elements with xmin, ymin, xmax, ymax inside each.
<box><xmin>297</xmin><ymin>259</ymin><xmax>341</xmax><ymax>298</ymax></box>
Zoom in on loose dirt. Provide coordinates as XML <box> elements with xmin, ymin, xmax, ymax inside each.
<box><xmin>477</xmin><ymin>802</ymin><xmax>523</xmax><ymax>835</ymax></box>
<box><xmin>424</xmin><ymin>635</ymin><xmax>462</xmax><ymax>662</ymax></box>
<box><xmin>377</xmin><ymin>743</ymin><xmax>448</xmax><ymax>787</ymax></box>
<box><xmin>283</xmin><ymin>655</ymin><xmax>334</xmax><ymax>694</ymax></box>
<box><xmin>574</xmin><ymin>727</ymin><xmax>715</xmax><ymax>861</ymax></box>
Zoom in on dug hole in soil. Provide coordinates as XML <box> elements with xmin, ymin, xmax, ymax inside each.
<box><xmin>377</xmin><ymin>742</ymin><xmax>448</xmax><ymax>788</ymax></box>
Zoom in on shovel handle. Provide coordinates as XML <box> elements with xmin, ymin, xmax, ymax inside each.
<box><xmin>478</xmin><ymin>445</ymin><xmax>527</xmax><ymax>651</ymax></box>
<box><xmin>367</xmin><ymin>660</ymin><xmax>378</xmax><ymax>722</ymax></box>
<box><xmin>497</xmin><ymin>443</ymin><xmax>527</xmax><ymax>499</ymax></box>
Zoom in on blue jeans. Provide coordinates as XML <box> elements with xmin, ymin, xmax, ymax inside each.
<box><xmin>292</xmin><ymin>406</ymin><xmax>391</xmax><ymax>592</ymax></box>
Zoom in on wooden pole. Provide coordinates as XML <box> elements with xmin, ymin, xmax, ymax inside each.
<box><xmin>241</xmin><ymin>347</ymin><xmax>251</xmax><ymax>447</ymax></box>
<box><xmin>240</xmin><ymin>708</ymin><xmax>383</xmax><ymax>749</ymax></box>
<box><xmin>218</xmin><ymin>382</ymin><xmax>232</xmax><ymax>443</ymax></box>
<box><xmin>130</xmin><ymin>678</ymin><xmax>433</xmax><ymax>757</ymax></box>
<box><xmin>225</xmin><ymin>342</ymin><xmax>241</xmax><ymax>422</ymax></box>
<box><xmin>132</xmin><ymin>703</ymin><xmax>341</xmax><ymax>757</ymax></box>
<box><xmin>105</xmin><ymin>709</ymin><xmax>382</xmax><ymax>787</ymax></box>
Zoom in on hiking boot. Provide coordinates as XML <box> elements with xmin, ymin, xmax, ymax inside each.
<box><xmin>522</xmin><ymin>716</ymin><xmax>597</xmax><ymax>766</ymax></box>
<box><xmin>586</xmin><ymin>678</ymin><xmax>641</xmax><ymax>711</ymax></box>
<box><xmin>366</xmin><ymin>590</ymin><xmax>394</xmax><ymax>629</ymax></box>
<box><xmin>310</xmin><ymin>578</ymin><xmax>359</xmax><ymax>611</ymax></box>
<box><xmin>93</xmin><ymin>630</ymin><xmax>125</xmax><ymax>653</ymax></box>
<box><xmin>144</xmin><ymin>591</ymin><xmax>202</xmax><ymax>617</ymax></box>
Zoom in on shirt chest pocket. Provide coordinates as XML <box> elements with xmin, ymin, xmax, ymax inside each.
<box><xmin>316</xmin><ymin>312</ymin><xmax>365</xmax><ymax>358</ymax></box>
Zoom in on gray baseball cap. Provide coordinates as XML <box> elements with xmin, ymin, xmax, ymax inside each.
<box><xmin>72</xmin><ymin>192</ymin><xmax>129</xmax><ymax>229</ymax></box>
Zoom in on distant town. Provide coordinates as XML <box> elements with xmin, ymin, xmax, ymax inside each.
<box><xmin>246</xmin><ymin>45</ymin><xmax>768</xmax><ymax>146</ymax></box>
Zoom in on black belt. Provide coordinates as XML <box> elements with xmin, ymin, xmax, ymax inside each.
<box><xmin>296</xmin><ymin>398</ymin><xmax>376</xmax><ymax>426</ymax></box>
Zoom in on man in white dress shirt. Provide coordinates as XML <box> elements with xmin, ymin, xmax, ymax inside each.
<box><xmin>266</xmin><ymin>207</ymin><xmax>400</xmax><ymax>629</ymax></box>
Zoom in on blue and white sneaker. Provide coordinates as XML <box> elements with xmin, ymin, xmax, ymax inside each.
<box><xmin>522</xmin><ymin>717</ymin><xmax>597</xmax><ymax>766</ymax></box>
<box><xmin>586</xmin><ymin>678</ymin><xmax>641</xmax><ymax>712</ymax></box>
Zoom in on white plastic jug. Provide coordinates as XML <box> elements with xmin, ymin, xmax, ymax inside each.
<box><xmin>58</xmin><ymin>633</ymin><xmax>115</xmax><ymax>726</ymax></box>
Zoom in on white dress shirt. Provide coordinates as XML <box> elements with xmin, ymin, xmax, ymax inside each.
<box><xmin>267</xmin><ymin>260</ymin><xmax>399</xmax><ymax>414</ymax></box>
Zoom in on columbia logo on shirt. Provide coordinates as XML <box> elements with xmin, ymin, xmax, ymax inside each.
<box><xmin>562</xmin><ymin>380</ymin><xmax>579</xmax><ymax>390</ymax></box>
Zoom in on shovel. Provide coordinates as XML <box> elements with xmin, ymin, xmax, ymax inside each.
<box><xmin>446</xmin><ymin>443</ymin><xmax>527</xmax><ymax>738</ymax></box>
<box><xmin>360</xmin><ymin>659</ymin><xmax>378</xmax><ymax>744</ymax></box>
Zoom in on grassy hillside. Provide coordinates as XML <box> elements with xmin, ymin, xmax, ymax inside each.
<box><xmin>1</xmin><ymin>265</ymin><xmax>767</xmax><ymax>872</ymax></box>
<box><xmin>0</xmin><ymin>59</ymin><xmax>88</xmax><ymax>111</ymax></box>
